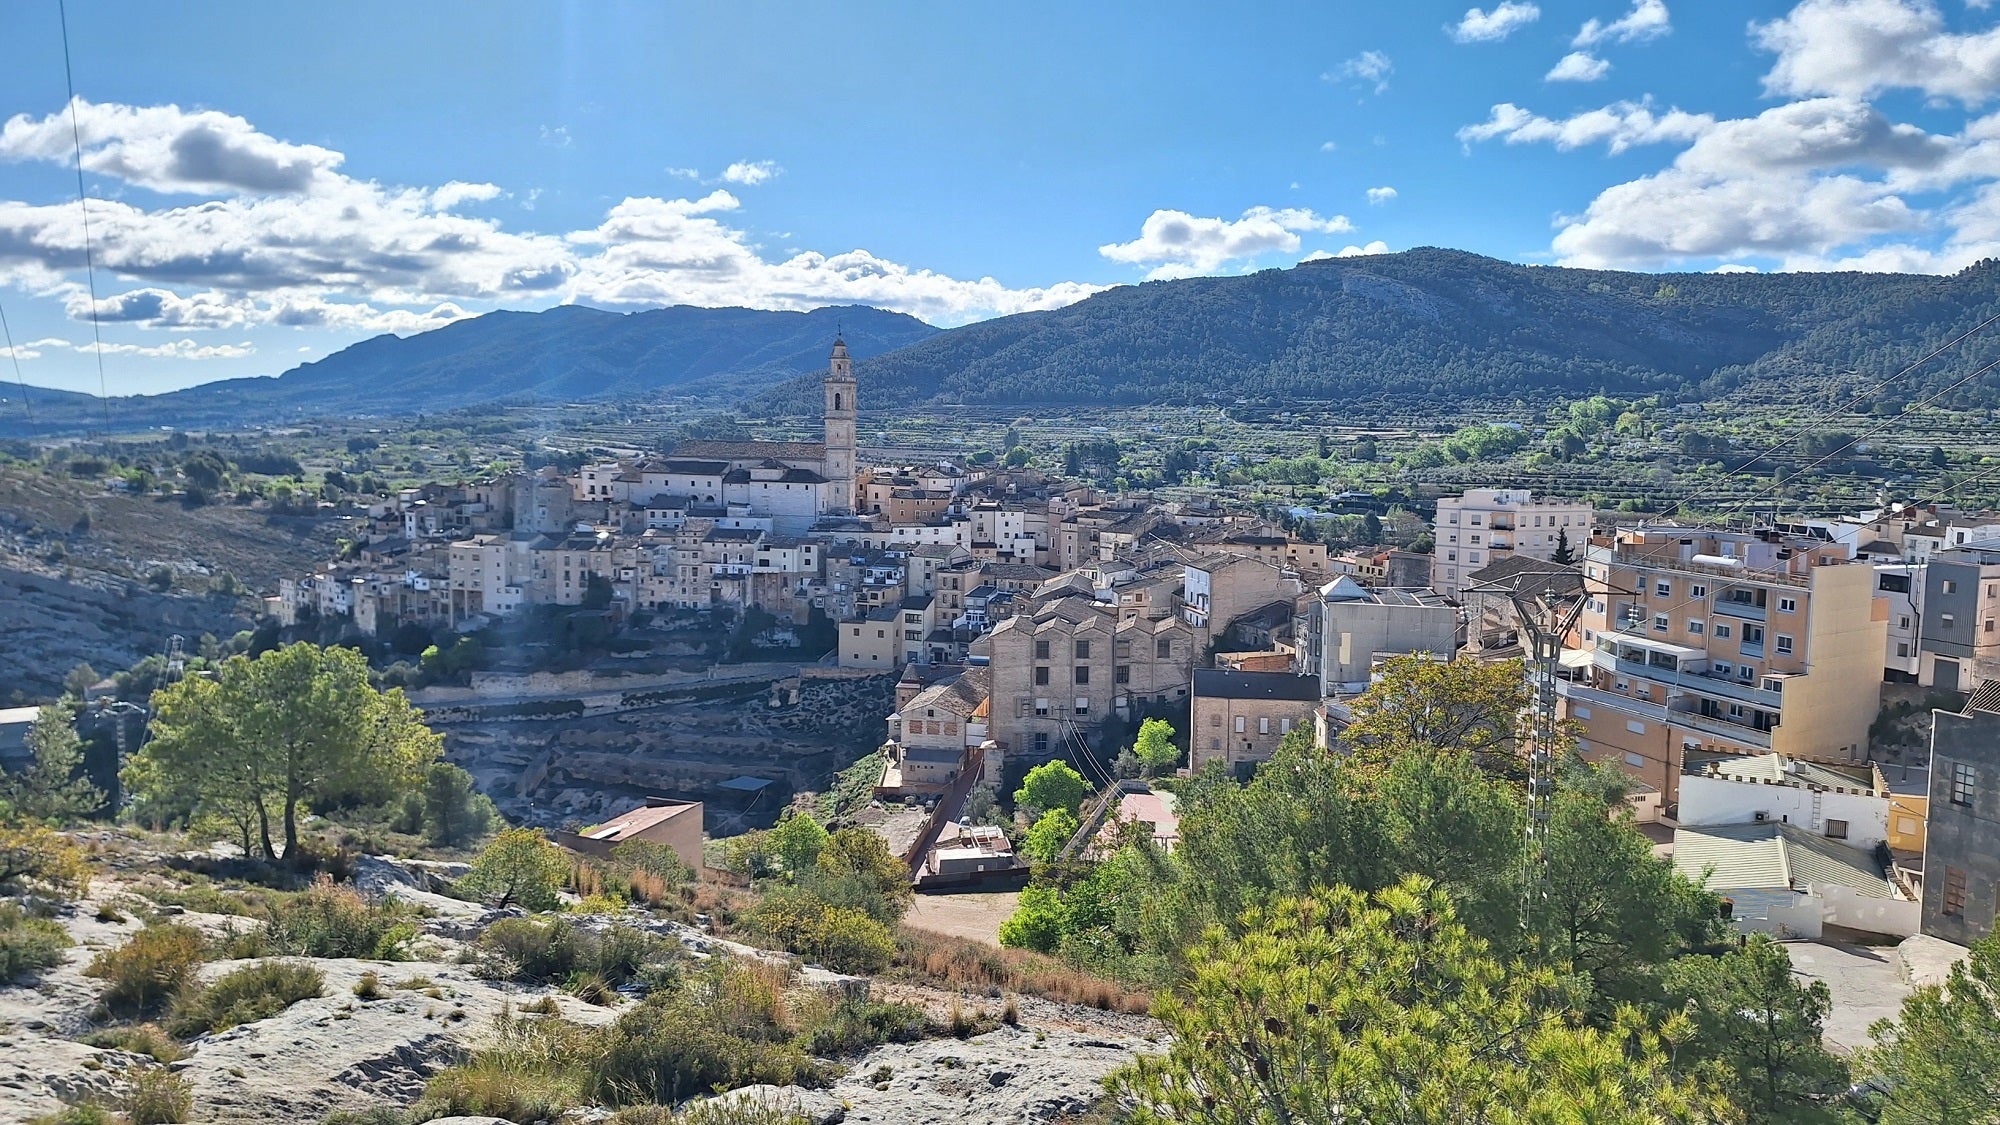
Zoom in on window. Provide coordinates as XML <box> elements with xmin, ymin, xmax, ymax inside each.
<box><xmin>1825</xmin><ymin>819</ymin><xmax>1849</xmax><ymax>840</ymax></box>
<box><xmin>1075</xmin><ymin>698</ymin><xmax>1090</xmax><ymax>714</ymax></box>
<box><xmin>1157</xmin><ymin>638</ymin><xmax>1173</xmax><ymax>658</ymax></box>
<box><xmin>1258</xmin><ymin>717</ymin><xmax>1270</xmax><ymax>734</ymax></box>
<box><xmin>1033</xmin><ymin>733</ymin><xmax>1050</xmax><ymax>754</ymax></box>
<box><xmin>1879</xmin><ymin>573</ymin><xmax>1911</xmax><ymax>593</ymax></box>
<box><xmin>1900</xmin><ymin>616</ymin><xmax>1912</xmax><ymax>629</ymax></box>
<box><xmin>1943</xmin><ymin>580</ymin><xmax>1959</xmax><ymax>595</ymax></box>
<box><xmin>1943</xmin><ymin>866</ymin><xmax>1968</xmax><ymax>918</ymax></box>
<box><xmin>1626</xmin><ymin>720</ymin><xmax>1647</xmax><ymax>734</ymax></box>
<box><xmin>1655</xmin><ymin>581</ymin><xmax>1671</xmax><ymax>598</ymax></box>
<box><xmin>1742</xmin><ymin>623</ymin><xmax>1765</xmax><ymax>645</ymax></box>
<box><xmin>1034</xmin><ymin>667</ymin><xmax>1049</xmax><ymax>686</ymax></box>
<box><xmin>1624</xmin><ymin>752</ymin><xmax>1646</xmax><ymax>768</ymax></box>
<box><xmin>1281</xmin><ymin>717</ymin><xmax>1293</xmax><ymax>733</ymax></box>
<box><xmin>1943</xmin><ymin>613</ymin><xmax>1957</xmax><ymax>628</ymax></box>
<box><xmin>1034</xmin><ymin>639</ymin><xmax>1050</xmax><ymax>660</ymax></box>
<box><xmin>1075</xmin><ymin>639</ymin><xmax>1090</xmax><ymax>659</ymax></box>
<box><xmin>1074</xmin><ymin>666</ymin><xmax>1089</xmax><ymax>685</ymax></box>
<box><xmin>1210</xmin><ymin>713</ymin><xmax>1221</xmax><ymax>727</ymax></box>
<box><xmin>1688</xmin><ymin>621</ymin><xmax>1704</xmax><ymax>636</ymax></box>
<box><xmin>1690</xmin><ymin>584</ymin><xmax>1707</xmax><ymax>599</ymax></box>
<box><xmin>1653</xmin><ymin>614</ymin><xmax>1670</xmax><ymax>632</ymax></box>
<box><xmin>1775</xmin><ymin>635</ymin><xmax>1794</xmax><ymax>655</ymax></box>
<box><xmin>1952</xmin><ymin>762</ymin><xmax>1977</xmax><ymax>806</ymax></box>
<box><xmin>1713</xmin><ymin>661</ymin><xmax>1732</xmax><ymax>677</ymax></box>
<box><xmin>1898</xmin><ymin>642</ymin><xmax>1911</xmax><ymax>657</ymax></box>
<box><xmin>1573</xmin><ymin>706</ymin><xmax>1592</xmax><ymax>720</ymax></box>
<box><xmin>1713</xmin><ymin>623</ymin><xmax>1732</xmax><ymax>639</ymax></box>
<box><xmin>1235</xmin><ymin>716</ymin><xmax>1246</xmax><ymax>733</ymax></box>
<box><xmin>1738</xmin><ymin>666</ymin><xmax>1755</xmax><ymax>683</ymax></box>
<box><xmin>1115</xmin><ymin>664</ymin><xmax>1130</xmax><ymax>684</ymax></box>
<box><xmin>1778</xmin><ymin>597</ymin><xmax>1796</xmax><ymax>613</ymax></box>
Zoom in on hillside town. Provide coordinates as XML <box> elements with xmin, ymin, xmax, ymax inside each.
<box><xmin>233</xmin><ymin>341</ymin><xmax>2000</xmax><ymax>954</ymax></box>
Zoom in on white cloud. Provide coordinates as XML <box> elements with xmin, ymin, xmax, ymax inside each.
<box><xmin>1320</xmin><ymin>140</ymin><xmax>1339</xmax><ymax>152</ymax></box>
<box><xmin>1573</xmin><ymin>0</ymin><xmax>1672</xmax><ymax>47</ymax></box>
<box><xmin>720</xmin><ymin>160</ymin><xmax>782</xmax><ymax>186</ymax></box>
<box><xmin>1548</xmin><ymin>99</ymin><xmax>1960</xmax><ymax>268</ymax></box>
<box><xmin>0</xmin><ymin>99</ymin><xmax>1114</xmax><ymax>335</ymax></box>
<box><xmin>20</xmin><ymin>336</ymin><xmax>254</xmax><ymax>360</ymax></box>
<box><xmin>1450</xmin><ymin>3</ymin><xmax>1541</xmax><ymax>43</ymax></box>
<box><xmin>1366</xmin><ymin>186</ymin><xmax>1399</xmax><ymax>204</ymax></box>
<box><xmin>430</xmin><ymin>181</ymin><xmax>503</xmax><ymax>210</ymax></box>
<box><xmin>1546</xmin><ymin>51</ymin><xmax>1613</xmax><ymax>81</ymax></box>
<box><xmin>1099</xmin><ymin>206</ymin><xmax>1355</xmax><ymax>278</ymax></box>
<box><xmin>1457</xmin><ymin>99</ymin><xmax>1714</xmax><ymax>153</ymax></box>
<box><xmin>1756</xmin><ymin>0</ymin><xmax>2000</xmax><ymax>104</ymax></box>
<box><xmin>664</xmin><ymin>166</ymin><xmax>700</xmax><ymax>179</ymax></box>
<box><xmin>1327</xmin><ymin>51</ymin><xmax>1394</xmax><ymax>94</ymax></box>
<box><xmin>1</xmin><ymin>99</ymin><xmax>343</xmax><ymax>195</ymax></box>
<box><xmin>1336</xmin><ymin>241</ymin><xmax>1391</xmax><ymax>257</ymax></box>
<box><xmin>539</xmin><ymin>125</ymin><xmax>571</xmax><ymax>148</ymax></box>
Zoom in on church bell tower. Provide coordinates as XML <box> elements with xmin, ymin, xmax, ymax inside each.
<box><xmin>824</xmin><ymin>335</ymin><xmax>857</xmax><ymax>513</ymax></box>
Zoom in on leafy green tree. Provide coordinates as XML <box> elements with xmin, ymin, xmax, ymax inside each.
<box><xmin>415</xmin><ymin>762</ymin><xmax>497</xmax><ymax>847</ymax></box>
<box><xmin>127</xmin><ymin>642</ymin><xmax>441</xmax><ymax>859</ymax></box>
<box><xmin>1663</xmin><ymin>935</ymin><xmax>1848</xmax><ymax>1123</ymax></box>
<box><xmin>810</xmin><ymin>827</ymin><xmax>912</xmax><ymax>924</ymax></box>
<box><xmin>1109</xmin><ymin>879</ymin><xmax>1724</xmax><ymax>1125</ymax></box>
<box><xmin>769</xmin><ymin>811</ymin><xmax>830</xmax><ymax>876</ymax></box>
<box><xmin>1131</xmin><ymin>718</ymin><xmax>1179</xmax><ymax>777</ymax></box>
<box><xmin>460</xmin><ymin>827</ymin><xmax>569</xmax><ymax>911</ymax></box>
<box><xmin>997</xmin><ymin>883</ymin><xmax>1066</xmax><ymax>952</ymax></box>
<box><xmin>62</xmin><ymin>663</ymin><xmax>100</xmax><ymax>698</ymax></box>
<box><xmin>1</xmin><ymin>703</ymin><xmax>102</xmax><ymax>823</ymax></box>
<box><xmin>1340</xmin><ymin>654</ymin><xmax>1529</xmax><ymax>773</ymax></box>
<box><xmin>1023</xmin><ymin>808</ymin><xmax>1080</xmax><ymax>864</ymax></box>
<box><xmin>1014</xmin><ymin>760</ymin><xmax>1090</xmax><ymax>819</ymax></box>
<box><xmin>1863</xmin><ymin>934</ymin><xmax>2000</xmax><ymax>1124</ymax></box>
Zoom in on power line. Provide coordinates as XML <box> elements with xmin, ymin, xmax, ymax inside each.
<box><xmin>0</xmin><ymin>297</ymin><xmax>33</xmax><ymax>428</ymax></box>
<box><xmin>58</xmin><ymin>0</ymin><xmax>112</xmax><ymax>434</ymax></box>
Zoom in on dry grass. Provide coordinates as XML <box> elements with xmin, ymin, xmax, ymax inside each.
<box><xmin>892</xmin><ymin>926</ymin><xmax>1151</xmax><ymax>1014</ymax></box>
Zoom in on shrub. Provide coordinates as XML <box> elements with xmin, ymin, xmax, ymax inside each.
<box><xmin>460</xmin><ymin>828</ymin><xmax>569</xmax><ymax>911</ymax></box>
<box><xmin>262</xmin><ymin>876</ymin><xmax>412</xmax><ymax>959</ymax></box>
<box><xmin>31</xmin><ymin>1105</ymin><xmax>115</xmax><ymax>1125</ymax></box>
<box><xmin>592</xmin><ymin>925</ymin><xmax>670</xmax><ymax>989</ymax></box>
<box><xmin>479</xmin><ymin>917</ymin><xmax>586</xmax><ymax>983</ymax></box>
<box><xmin>0</xmin><ymin>826</ymin><xmax>93</xmax><ymax>898</ymax></box>
<box><xmin>165</xmin><ymin>959</ymin><xmax>324</xmax><ymax>1038</ymax></box>
<box><xmin>86</xmin><ymin>924</ymin><xmax>206</xmax><ymax>1015</ymax></box>
<box><xmin>412</xmin><ymin>1011</ymin><xmax>593</xmax><ymax>1122</ymax></box>
<box><xmin>353</xmin><ymin>970</ymin><xmax>386</xmax><ymax>1000</ymax></box>
<box><xmin>0</xmin><ymin>902</ymin><xmax>72</xmax><ymax>980</ymax></box>
<box><xmin>568</xmin><ymin>971</ymin><xmax>617</xmax><ymax>1006</ymax></box>
<box><xmin>797</xmin><ymin>999</ymin><xmax>933</xmax><ymax>1057</ymax></box>
<box><xmin>587</xmin><ymin>996</ymin><xmax>823</xmax><ymax>1107</ymax></box>
<box><xmin>122</xmin><ymin>1065</ymin><xmax>193</xmax><ymax>1125</ymax></box>
<box><xmin>892</xmin><ymin>925</ymin><xmax>1150</xmax><ymax>1014</ymax></box>
<box><xmin>747</xmin><ymin>888</ymin><xmax>894</xmax><ymax>975</ymax></box>
<box><xmin>81</xmin><ymin>1024</ymin><xmax>184</xmax><ymax>1064</ymax></box>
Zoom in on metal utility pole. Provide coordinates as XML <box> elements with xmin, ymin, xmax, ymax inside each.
<box><xmin>1466</xmin><ymin>561</ymin><xmax>1626</xmax><ymax>931</ymax></box>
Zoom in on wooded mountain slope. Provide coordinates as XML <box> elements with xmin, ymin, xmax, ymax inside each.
<box><xmin>757</xmin><ymin>248</ymin><xmax>2000</xmax><ymax>412</ymax></box>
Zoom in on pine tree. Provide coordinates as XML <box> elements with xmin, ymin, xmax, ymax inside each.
<box><xmin>1552</xmin><ymin>526</ymin><xmax>1577</xmax><ymax>565</ymax></box>
<box><xmin>2</xmin><ymin>703</ymin><xmax>102</xmax><ymax>823</ymax></box>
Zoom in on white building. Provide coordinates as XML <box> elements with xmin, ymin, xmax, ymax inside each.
<box><xmin>1678</xmin><ymin>753</ymin><xmax>1893</xmax><ymax>853</ymax></box>
<box><xmin>1432</xmin><ymin>488</ymin><xmax>1592</xmax><ymax>600</ymax></box>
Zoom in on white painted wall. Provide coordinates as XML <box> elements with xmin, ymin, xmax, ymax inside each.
<box><xmin>1677</xmin><ymin>772</ymin><xmax>1891</xmax><ymax>852</ymax></box>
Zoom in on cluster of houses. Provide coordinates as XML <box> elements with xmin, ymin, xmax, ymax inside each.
<box><xmin>257</xmin><ymin>342</ymin><xmax>2000</xmax><ymax>948</ymax></box>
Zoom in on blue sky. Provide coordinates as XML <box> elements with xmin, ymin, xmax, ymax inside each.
<box><xmin>5</xmin><ymin>0</ymin><xmax>2000</xmax><ymax>394</ymax></box>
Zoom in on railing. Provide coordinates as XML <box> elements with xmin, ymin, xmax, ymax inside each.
<box><xmin>1713</xmin><ymin>600</ymin><xmax>1768</xmax><ymax>622</ymax></box>
<box><xmin>1559</xmin><ymin>680</ymin><xmax>1774</xmax><ymax>749</ymax></box>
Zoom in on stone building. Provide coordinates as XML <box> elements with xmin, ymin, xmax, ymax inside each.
<box><xmin>1921</xmin><ymin>694</ymin><xmax>2000</xmax><ymax>944</ymax></box>
<box><xmin>1191</xmin><ymin>669</ymin><xmax>1321</xmax><ymax>775</ymax></box>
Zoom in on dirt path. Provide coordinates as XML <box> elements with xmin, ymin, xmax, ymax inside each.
<box><xmin>905</xmin><ymin>890</ymin><xmax>1021</xmax><ymax>946</ymax></box>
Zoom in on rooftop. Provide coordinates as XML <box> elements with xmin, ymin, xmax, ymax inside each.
<box><xmin>581</xmin><ymin>798</ymin><xmax>701</xmax><ymax>842</ymax></box>
<box><xmin>1672</xmin><ymin>821</ymin><xmax>1899</xmax><ymax>899</ymax></box>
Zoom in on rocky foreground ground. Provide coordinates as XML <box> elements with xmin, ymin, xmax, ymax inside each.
<box><xmin>0</xmin><ymin>849</ymin><xmax>1158</xmax><ymax>1124</ymax></box>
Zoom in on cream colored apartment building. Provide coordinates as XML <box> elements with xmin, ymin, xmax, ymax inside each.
<box><xmin>1432</xmin><ymin>488</ymin><xmax>1593</xmax><ymax>600</ymax></box>
<box><xmin>1566</xmin><ymin>525</ymin><xmax>1886</xmax><ymax>806</ymax></box>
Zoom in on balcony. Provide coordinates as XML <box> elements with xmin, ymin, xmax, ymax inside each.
<box><xmin>1713</xmin><ymin>600</ymin><xmax>1767</xmax><ymax>622</ymax></box>
<box><xmin>1559</xmin><ymin>681</ymin><xmax>1773</xmax><ymax>750</ymax></box>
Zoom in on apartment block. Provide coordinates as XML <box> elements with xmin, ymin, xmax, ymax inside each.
<box><xmin>1567</xmin><ymin>526</ymin><xmax>1886</xmax><ymax>806</ymax></box>
<box><xmin>1432</xmin><ymin>488</ymin><xmax>1592</xmax><ymax>600</ymax></box>
<box><xmin>1918</xmin><ymin>546</ymin><xmax>2000</xmax><ymax>694</ymax></box>
<box><xmin>1296</xmin><ymin>578</ymin><xmax>1458</xmax><ymax>696</ymax></box>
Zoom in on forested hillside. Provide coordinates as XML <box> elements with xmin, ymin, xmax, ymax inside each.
<box><xmin>754</xmin><ymin>248</ymin><xmax>2000</xmax><ymax>413</ymax></box>
<box><xmin>0</xmin><ymin>304</ymin><xmax>938</xmax><ymax>435</ymax></box>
